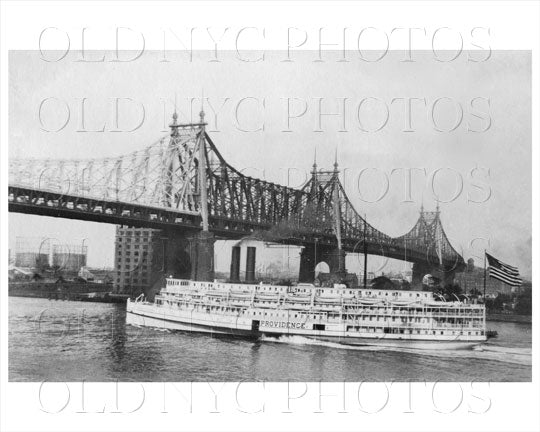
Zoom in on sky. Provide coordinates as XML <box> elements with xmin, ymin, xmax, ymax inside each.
<box><xmin>8</xmin><ymin>50</ymin><xmax>532</xmax><ymax>277</ymax></box>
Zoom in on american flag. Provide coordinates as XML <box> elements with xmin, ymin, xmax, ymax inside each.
<box><xmin>486</xmin><ymin>253</ymin><xmax>522</xmax><ymax>287</ymax></box>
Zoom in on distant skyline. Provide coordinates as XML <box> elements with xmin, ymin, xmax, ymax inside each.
<box><xmin>8</xmin><ymin>50</ymin><xmax>532</xmax><ymax>278</ymax></box>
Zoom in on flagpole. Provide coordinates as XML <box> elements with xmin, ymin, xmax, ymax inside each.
<box><xmin>483</xmin><ymin>249</ymin><xmax>487</xmax><ymax>301</ymax></box>
<box><xmin>363</xmin><ymin>214</ymin><xmax>367</xmax><ymax>289</ymax></box>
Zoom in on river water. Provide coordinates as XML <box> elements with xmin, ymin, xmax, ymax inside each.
<box><xmin>8</xmin><ymin>297</ymin><xmax>532</xmax><ymax>382</ymax></box>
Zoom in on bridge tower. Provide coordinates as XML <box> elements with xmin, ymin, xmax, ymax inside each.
<box><xmin>298</xmin><ymin>150</ymin><xmax>347</xmax><ymax>283</ymax></box>
<box><xmin>188</xmin><ymin>107</ymin><xmax>215</xmax><ymax>282</ymax></box>
<box><xmin>329</xmin><ymin>151</ymin><xmax>347</xmax><ymax>276</ymax></box>
<box><xmin>156</xmin><ymin>107</ymin><xmax>215</xmax><ymax>286</ymax></box>
<box><xmin>406</xmin><ymin>203</ymin><xmax>461</xmax><ymax>287</ymax></box>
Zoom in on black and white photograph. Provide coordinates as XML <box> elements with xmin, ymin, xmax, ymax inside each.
<box><xmin>1</xmin><ymin>2</ymin><xmax>539</xmax><ymax>432</ymax></box>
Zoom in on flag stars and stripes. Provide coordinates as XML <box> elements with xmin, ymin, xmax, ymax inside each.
<box><xmin>486</xmin><ymin>253</ymin><xmax>522</xmax><ymax>287</ymax></box>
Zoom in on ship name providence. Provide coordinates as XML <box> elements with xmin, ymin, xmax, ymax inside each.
<box><xmin>261</xmin><ymin>320</ymin><xmax>306</xmax><ymax>329</ymax></box>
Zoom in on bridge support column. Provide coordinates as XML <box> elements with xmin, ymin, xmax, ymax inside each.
<box><xmin>411</xmin><ymin>262</ymin><xmax>431</xmax><ymax>287</ymax></box>
<box><xmin>412</xmin><ymin>262</ymin><xmax>457</xmax><ymax>288</ymax></box>
<box><xmin>298</xmin><ymin>245</ymin><xmax>316</xmax><ymax>283</ymax></box>
<box><xmin>298</xmin><ymin>244</ymin><xmax>347</xmax><ymax>283</ymax></box>
<box><xmin>151</xmin><ymin>231</ymin><xmax>192</xmax><ymax>279</ymax></box>
<box><xmin>439</xmin><ymin>266</ymin><xmax>457</xmax><ymax>286</ymax></box>
<box><xmin>189</xmin><ymin>231</ymin><xmax>215</xmax><ymax>282</ymax></box>
<box><xmin>321</xmin><ymin>247</ymin><xmax>346</xmax><ymax>275</ymax></box>
<box><xmin>144</xmin><ymin>230</ymin><xmax>192</xmax><ymax>300</ymax></box>
<box><xmin>230</xmin><ymin>246</ymin><xmax>241</xmax><ymax>282</ymax></box>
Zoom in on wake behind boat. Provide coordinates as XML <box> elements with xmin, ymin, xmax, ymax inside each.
<box><xmin>126</xmin><ymin>278</ymin><xmax>487</xmax><ymax>350</ymax></box>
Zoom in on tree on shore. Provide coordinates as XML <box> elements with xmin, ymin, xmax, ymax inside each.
<box><xmin>514</xmin><ymin>287</ymin><xmax>532</xmax><ymax>315</ymax></box>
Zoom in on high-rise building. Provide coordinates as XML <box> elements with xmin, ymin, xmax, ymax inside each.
<box><xmin>113</xmin><ymin>227</ymin><xmax>161</xmax><ymax>295</ymax></box>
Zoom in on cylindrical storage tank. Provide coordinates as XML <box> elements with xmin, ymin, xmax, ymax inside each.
<box><xmin>245</xmin><ymin>246</ymin><xmax>256</xmax><ymax>283</ymax></box>
<box><xmin>230</xmin><ymin>246</ymin><xmax>241</xmax><ymax>282</ymax></box>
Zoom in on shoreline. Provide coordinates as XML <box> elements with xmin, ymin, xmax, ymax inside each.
<box><xmin>487</xmin><ymin>313</ymin><xmax>532</xmax><ymax>324</ymax></box>
<box><xmin>8</xmin><ymin>291</ymin><xmax>128</xmax><ymax>304</ymax></box>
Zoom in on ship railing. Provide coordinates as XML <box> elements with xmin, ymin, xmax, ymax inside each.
<box><xmin>344</xmin><ymin>321</ymin><xmax>485</xmax><ymax>329</ymax></box>
<box><xmin>359</xmin><ymin>315</ymin><xmax>484</xmax><ymax>323</ymax></box>
<box><xmin>423</xmin><ymin>304</ymin><xmax>485</xmax><ymax>310</ymax></box>
<box><xmin>426</xmin><ymin>312</ymin><xmax>483</xmax><ymax>318</ymax></box>
<box><xmin>280</xmin><ymin>304</ymin><xmax>314</xmax><ymax>311</ymax></box>
<box><xmin>345</xmin><ymin>308</ymin><xmax>483</xmax><ymax>317</ymax></box>
<box><xmin>283</xmin><ymin>297</ymin><xmax>312</xmax><ymax>304</ymax></box>
<box><xmin>257</xmin><ymin>293</ymin><xmax>280</xmax><ymax>299</ymax></box>
<box><xmin>205</xmin><ymin>290</ymin><xmax>228</xmax><ymax>297</ymax></box>
<box><xmin>312</xmin><ymin>304</ymin><xmax>342</xmax><ymax>310</ymax></box>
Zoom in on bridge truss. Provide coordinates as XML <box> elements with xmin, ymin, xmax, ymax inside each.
<box><xmin>8</xmin><ymin>112</ymin><xmax>464</xmax><ymax>270</ymax></box>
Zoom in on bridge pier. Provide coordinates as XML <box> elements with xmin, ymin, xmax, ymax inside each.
<box><xmin>298</xmin><ymin>244</ymin><xmax>347</xmax><ymax>283</ymax></box>
<box><xmin>298</xmin><ymin>245</ymin><xmax>316</xmax><ymax>283</ymax></box>
<box><xmin>153</xmin><ymin>231</ymin><xmax>192</xmax><ymax>279</ymax></box>
<box><xmin>150</xmin><ymin>229</ymin><xmax>215</xmax><ymax>282</ymax></box>
<box><xmin>320</xmin><ymin>247</ymin><xmax>346</xmax><ymax>275</ymax></box>
<box><xmin>189</xmin><ymin>231</ymin><xmax>215</xmax><ymax>282</ymax></box>
<box><xmin>441</xmin><ymin>267</ymin><xmax>457</xmax><ymax>285</ymax></box>
<box><xmin>411</xmin><ymin>262</ymin><xmax>457</xmax><ymax>288</ymax></box>
<box><xmin>411</xmin><ymin>262</ymin><xmax>431</xmax><ymax>287</ymax></box>
<box><xmin>144</xmin><ymin>229</ymin><xmax>216</xmax><ymax>299</ymax></box>
<box><xmin>145</xmin><ymin>230</ymin><xmax>192</xmax><ymax>300</ymax></box>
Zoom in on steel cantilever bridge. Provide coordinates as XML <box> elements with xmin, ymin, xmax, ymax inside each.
<box><xmin>8</xmin><ymin>110</ymin><xmax>465</xmax><ymax>285</ymax></box>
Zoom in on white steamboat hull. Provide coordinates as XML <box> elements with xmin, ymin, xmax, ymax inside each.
<box><xmin>126</xmin><ymin>302</ymin><xmax>485</xmax><ymax>350</ymax></box>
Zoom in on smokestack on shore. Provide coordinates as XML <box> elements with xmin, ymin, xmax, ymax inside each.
<box><xmin>230</xmin><ymin>246</ymin><xmax>241</xmax><ymax>282</ymax></box>
<box><xmin>245</xmin><ymin>247</ymin><xmax>256</xmax><ymax>283</ymax></box>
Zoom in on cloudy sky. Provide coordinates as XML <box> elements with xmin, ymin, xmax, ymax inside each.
<box><xmin>8</xmin><ymin>50</ymin><xmax>531</xmax><ymax>277</ymax></box>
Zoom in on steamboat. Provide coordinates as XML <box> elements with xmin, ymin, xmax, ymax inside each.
<box><xmin>126</xmin><ymin>278</ymin><xmax>487</xmax><ymax>349</ymax></box>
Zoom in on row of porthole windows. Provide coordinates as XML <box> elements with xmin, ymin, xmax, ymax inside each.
<box><xmin>346</xmin><ymin>326</ymin><xmax>481</xmax><ymax>336</ymax></box>
<box><xmin>246</xmin><ymin>311</ymin><xmax>320</xmax><ymax>318</ymax></box>
<box><xmin>359</xmin><ymin>290</ymin><xmax>428</xmax><ymax>298</ymax></box>
<box><xmin>168</xmin><ymin>280</ymin><xmax>190</xmax><ymax>286</ymax></box>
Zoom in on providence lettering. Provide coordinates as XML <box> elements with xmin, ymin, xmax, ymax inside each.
<box><xmin>260</xmin><ymin>320</ymin><xmax>306</xmax><ymax>329</ymax></box>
